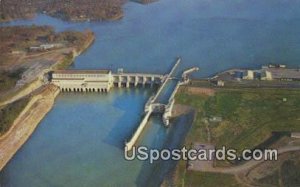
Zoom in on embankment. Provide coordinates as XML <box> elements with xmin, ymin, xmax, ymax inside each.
<box><xmin>0</xmin><ymin>30</ymin><xmax>94</xmax><ymax>171</ymax></box>
<box><xmin>0</xmin><ymin>32</ymin><xmax>94</xmax><ymax>107</ymax></box>
<box><xmin>0</xmin><ymin>85</ymin><xmax>60</xmax><ymax>171</ymax></box>
<box><xmin>0</xmin><ymin>78</ymin><xmax>43</xmax><ymax>107</ymax></box>
<box><xmin>54</xmin><ymin>31</ymin><xmax>95</xmax><ymax>70</ymax></box>
<box><xmin>73</xmin><ymin>32</ymin><xmax>95</xmax><ymax>57</ymax></box>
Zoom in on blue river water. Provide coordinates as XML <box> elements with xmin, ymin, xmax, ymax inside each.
<box><xmin>1</xmin><ymin>0</ymin><xmax>300</xmax><ymax>186</ymax></box>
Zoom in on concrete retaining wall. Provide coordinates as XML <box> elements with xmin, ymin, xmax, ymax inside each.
<box><xmin>125</xmin><ymin>110</ymin><xmax>152</xmax><ymax>151</ymax></box>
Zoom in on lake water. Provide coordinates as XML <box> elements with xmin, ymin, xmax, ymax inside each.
<box><xmin>1</xmin><ymin>0</ymin><xmax>300</xmax><ymax>186</ymax></box>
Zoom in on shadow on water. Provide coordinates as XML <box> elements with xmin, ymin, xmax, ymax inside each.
<box><xmin>103</xmin><ymin>88</ymin><xmax>154</xmax><ymax>149</ymax></box>
<box><xmin>135</xmin><ymin>110</ymin><xmax>195</xmax><ymax>187</ymax></box>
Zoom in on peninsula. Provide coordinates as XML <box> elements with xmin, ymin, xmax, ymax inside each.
<box><xmin>0</xmin><ymin>25</ymin><xmax>95</xmax><ymax>170</ymax></box>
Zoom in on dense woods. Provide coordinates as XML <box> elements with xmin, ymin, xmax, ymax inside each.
<box><xmin>0</xmin><ymin>0</ymin><xmax>126</xmax><ymax>22</ymax></box>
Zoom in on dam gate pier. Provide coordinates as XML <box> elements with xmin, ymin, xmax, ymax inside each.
<box><xmin>50</xmin><ymin>70</ymin><xmax>163</xmax><ymax>92</ymax></box>
<box><xmin>47</xmin><ymin>57</ymin><xmax>199</xmax><ymax>154</ymax></box>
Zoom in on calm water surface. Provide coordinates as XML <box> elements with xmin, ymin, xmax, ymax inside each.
<box><xmin>1</xmin><ymin>0</ymin><xmax>300</xmax><ymax>186</ymax></box>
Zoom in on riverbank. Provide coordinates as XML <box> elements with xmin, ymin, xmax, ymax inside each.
<box><xmin>0</xmin><ymin>85</ymin><xmax>60</xmax><ymax>171</ymax></box>
<box><xmin>0</xmin><ymin>29</ymin><xmax>94</xmax><ymax>171</ymax></box>
<box><xmin>0</xmin><ymin>29</ymin><xmax>95</xmax><ymax>106</ymax></box>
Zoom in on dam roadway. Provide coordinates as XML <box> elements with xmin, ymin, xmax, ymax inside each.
<box><xmin>125</xmin><ymin>58</ymin><xmax>199</xmax><ymax>152</ymax></box>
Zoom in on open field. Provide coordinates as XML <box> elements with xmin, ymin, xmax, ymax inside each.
<box><xmin>176</xmin><ymin>87</ymin><xmax>300</xmax><ymax>154</ymax></box>
<box><xmin>174</xmin><ymin>86</ymin><xmax>300</xmax><ymax>186</ymax></box>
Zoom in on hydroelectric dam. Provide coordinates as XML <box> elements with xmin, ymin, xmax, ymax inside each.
<box><xmin>48</xmin><ymin>57</ymin><xmax>199</xmax><ymax>153</ymax></box>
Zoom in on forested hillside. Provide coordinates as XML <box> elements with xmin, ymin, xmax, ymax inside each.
<box><xmin>0</xmin><ymin>0</ymin><xmax>125</xmax><ymax>22</ymax></box>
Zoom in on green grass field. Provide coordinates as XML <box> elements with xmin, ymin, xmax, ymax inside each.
<box><xmin>176</xmin><ymin>88</ymin><xmax>300</xmax><ymax>153</ymax></box>
<box><xmin>174</xmin><ymin>87</ymin><xmax>300</xmax><ymax>186</ymax></box>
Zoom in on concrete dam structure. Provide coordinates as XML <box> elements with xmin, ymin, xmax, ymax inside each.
<box><xmin>113</xmin><ymin>73</ymin><xmax>163</xmax><ymax>88</ymax></box>
<box><xmin>125</xmin><ymin>58</ymin><xmax>199</xmax><ymax>152</ymax></box>
<box><xmin>48</xmin><ymin>57</ymin><xmax>198</xmax><ymax>153</ymax></box>
<box><xmin>50</xmin><ymin>70</ymin><xmax>163</xmax><ymax>92</ymax></box>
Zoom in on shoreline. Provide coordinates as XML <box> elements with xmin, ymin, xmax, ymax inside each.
<box><xmin>0</xmin><ymin>31</ymin><xmax>95</xmax><ymax>107</ymax></box>
<box><xmin>0</xmin><ymin>85</ymin><xmax>60</xmax><ymax>171</ymax></box>
<box><xmin>0</xmin><ymin>34</ymin><xmax>94</xmax><ymax>171</ymax></box>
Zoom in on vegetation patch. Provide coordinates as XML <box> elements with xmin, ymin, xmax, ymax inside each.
<box><xmin>0</xmin><ymin>70</ymin><xmax>23</xmax><ymax>92</ymax></box>
<box><xmin>55</xmin><ymin>52</ymin><xmax>74</xmax><ymax>70</ymax></box>
<box><xmin>174</xmin><ymin>87</ymin><xmax>300</xmax><ymax>186</ymax></box>
<box><xmin>175</xmin><ymin>160</ymin><xmax>239</xmax><ymax>187</ymax></box>
<box><xmin>184</xmin><ymin>172</ymin><xmax>240</xmax><ymax>187</ymax></box>
<box><xmin>0</xmin><ymin>25</ymin><xmax>94</xmax><ymax>63</ymax></box>
<box><xmin>258</xmin><ymin>153</ymin><xmax>300</xmax><ymax>187</ymax></box>
<box><xmin>0</xmin><ymin>0</ymin><xmax>125</xmax><ymax>22</ymax></box>
<box><xmin>176</xmin><ymin>88</ymin><xmax>300</xmax><ymax>154</ymax></box>
<box><xmin>0</xmin><ymin>97</ymin><xmax>30</xmax><ymax>136</ymax></box>
<box><xmin>175</xmin><ymin>91</ymin><xmax>210</xmax><ymax>143</ymax></box>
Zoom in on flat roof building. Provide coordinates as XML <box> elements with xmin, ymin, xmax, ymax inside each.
<box><xmin>51</xmin><ymin>70</ymin><xmax>113</xmax><ymax>92</ymax></box>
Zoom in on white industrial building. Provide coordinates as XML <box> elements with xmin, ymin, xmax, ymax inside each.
<box><xmin>51</xmin><ymin>70</ymin><xmax>113</xmax><ymax>92</ymax></box>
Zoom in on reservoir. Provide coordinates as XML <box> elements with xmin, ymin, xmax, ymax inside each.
<box><xmin>2</xmin><ymin>0</ymin><xmax>300</xmax><ymax>186</ymax></box>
